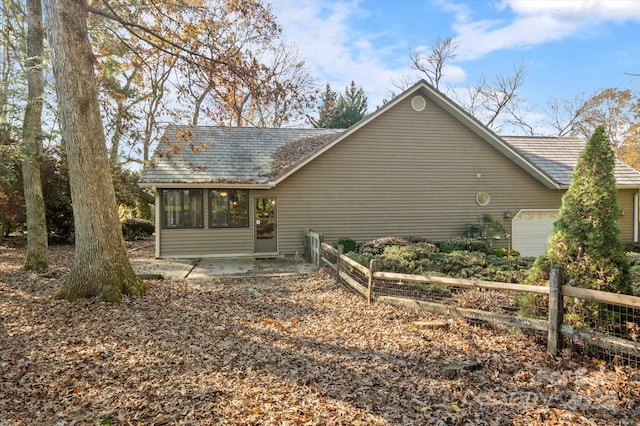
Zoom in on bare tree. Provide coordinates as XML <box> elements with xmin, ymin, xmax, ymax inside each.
<box><xmin>544</xmin><ymin>95</ymin><xmax>592</xmax><ymax>137</ymax></box>
<box><xmin>410</xmin><ymin>37</ymin><xmax>458</xmax><ymax>90</ymax></box>
<box><xmin>454</xmin><ymin>61</ymin><xmax>530</xmax><ymax>133</ymax></box>
<box><xmin>44</xmin><ymin>0</ymin><xmax>145</xmax><ymax>301</ymax></box>
<box><xmin>21</xmin><ymin>0</ymin><xmax>47</xmax><ymax>271</ymax></box>
<box><xmin>139</xmin><ymin>57</ymin><xmax>174</xmax><ymax>166</ymax></box>
<box><xmin>400</xmin><ymin>38</ymin><xmax>531</xmax><ymax>133</ymax></box>
<box><xmin>0</xmin><ymin>0</ymin><xmax>26</xmax><ymax>133</ymax></box>
<box><xmin>241</xmin><ymin>40</ymin><xmax>316</xmax><ymax>127</ymax></box>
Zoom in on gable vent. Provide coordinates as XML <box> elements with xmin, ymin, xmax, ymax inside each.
<box><xmin>411</xmin><ymin>95</ymin><xmax>426</xmax><ymax>112</ymax></box>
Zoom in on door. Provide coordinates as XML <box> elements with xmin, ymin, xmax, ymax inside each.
<box><xmin>255</xmin><ymin>198</ymin><xmax>277</xmax><ymax>253</ymax></box>
<box><xmin>512</xmin><ymin>209</ymin><xmax>559</xmax><ymax>257</ymax></box>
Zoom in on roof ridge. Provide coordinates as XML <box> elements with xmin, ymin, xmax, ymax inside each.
<box><xmin>502</xmin><ymin>135</ymin><xmax>584</xmax><ymax>140</ymax></box>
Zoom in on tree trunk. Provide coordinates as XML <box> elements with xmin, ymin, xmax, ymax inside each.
<box><xmin>22</xmin><ymin>0</ymin><xmax>48</xmax><ymax>272</ymax></box>
<box><xmin>44</xmin><ymin>0</ymin><xmax>145</xmax><ymax>302</ymax></box>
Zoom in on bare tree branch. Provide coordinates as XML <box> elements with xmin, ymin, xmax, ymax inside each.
<box><xmin>410</xmin><ymin>37</ymin><xmax>458</xmax><ymax>90</ymax></box>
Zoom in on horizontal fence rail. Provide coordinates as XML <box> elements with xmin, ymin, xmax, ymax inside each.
<box><xmin>313</xmin><ymin>240</ymin><xmax>640</xmax><ymax>367</ymax></box>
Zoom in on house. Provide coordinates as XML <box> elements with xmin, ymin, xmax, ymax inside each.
<box><xmin>139</xmin><ymin>80</ymin><xmax>640</xmax><ymax>258</ymax></box>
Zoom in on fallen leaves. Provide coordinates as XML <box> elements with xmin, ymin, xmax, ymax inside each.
<box><xmin>0</xmin><ymin>238</ymin><xmax>639</xmax><ymax>424</ymax></box>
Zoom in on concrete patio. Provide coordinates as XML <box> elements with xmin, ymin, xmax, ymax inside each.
<box><xmin>130</xmin><ymin>256</ymin><xmax>318</xmax><ymax>281</ymax></box>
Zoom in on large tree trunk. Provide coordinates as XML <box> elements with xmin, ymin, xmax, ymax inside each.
<box><xmin>22</xmin><ymin>0</ymin><xmax>48</xmax><ymax>272</ymax></box>
<box><xmin>44</xmin><ymin>0</ymin><xmax>145</xmax><ymax>302</ymax></box>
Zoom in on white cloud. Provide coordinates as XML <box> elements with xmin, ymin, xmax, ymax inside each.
<box><xmin>504</xmin><ymin>0</ymin><xmax>640</xmax><ymax>22</ymax></box>
<box><xmin>439</xmin><ymin>0</ymin><xmax>640</xmax><ymax>60</ymax></box>
<box><xmin>271</xmin><ymin>0</ymin><xmax>412</xmax><ymax>109</ymax></box>
<box><xmin>454</xmin><ymin>14</ymin><xmax>580</xmax><ymax>59</ymax></box>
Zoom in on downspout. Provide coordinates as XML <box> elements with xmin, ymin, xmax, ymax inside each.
<box><xmin>634</xmin><ymin>191</ymin><xmax>639</xmax><ymax>243</ymax></box>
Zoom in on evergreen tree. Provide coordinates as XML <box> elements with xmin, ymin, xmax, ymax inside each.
<box><xmin>312</xmin><ymin>81</ymin><xmax>368</xmax><ymax>128</ymax></box>
<box><xmin>545</xmin><ymin>125</ymin><xmax>631</xmax><ymax>294</ymax></box>
<box><xmin>311</xmin><ymin>83</ymin><xmax>338</xmax><ymax>128</ymax></box>
<box><xmin>334</xmin><ymin>81</ymin><xmax>368</xmax><ymax>128</ymax></box>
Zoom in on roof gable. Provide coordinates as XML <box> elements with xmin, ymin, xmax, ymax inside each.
<box><xmin>140</xmin><ymin>80</ymin><xmax>640</xmax><ymax>190</ymax></box>
<box><xmin>273</xmin><ymin>80</ymin><xmax>560</xmax><ymax>188</ymax></box>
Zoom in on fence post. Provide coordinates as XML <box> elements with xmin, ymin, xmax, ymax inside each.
<box><xmin>336</xmin><ymin>245</ymin><xmax>343</xmax><ymax>283</ymax></box>
<box><xmin>367</xmin><ymin>259</ymin><xmax>376</xmax><ymax>304</ymax></box>
<box><xmin>547</xmin><ymin>265</ymin><xmax>564</xmax><ymax>355</ymax></box>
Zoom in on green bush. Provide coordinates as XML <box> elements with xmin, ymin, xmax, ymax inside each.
<box><xmin>360</xmin><ymin>236</ymin><xmax>430</xmax><ymax>256</ymax></box>
<box><xmin>333</xmin><ymin>238</ymin><xmax>357</xmax><ymax>253</ymax></box>
<box><xmin>345</xmin><ymin>251</ymin><xmax>375</xmax><ymax>268</ymax></box>
<box><xmin>545</xmin><ymin>125</ymin><xmax>631</xmax><ymax>294</ymax></box>
<box><xmin>350</xmin><ymin>236</ymin><xmax>535</xmax><ymax>283</ymax></box>
<box><xmin>524</xmin><ymin>255</ymin><xmax>553</xmax><ymax>284</ymax></box>
<box><xmin>122</xmin><ymin>218</ymin><xmax>155</xmax><ymax>241</ymax></box>
<box><xmin>377</xmin><ymin>243</ymin><xmax>436</xmax><ymax>273</ymax></box>
<box><xmin>436</xmin><ymin>238</ymin><xmax>493</xmax><ymax>254</ymax></box>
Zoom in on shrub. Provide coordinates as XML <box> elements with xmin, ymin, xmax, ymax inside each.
<box><xmin>545</xmin><ymin>125</ymin><xmax>631</xmax><ymax>294</ymax></box>
<box><xmin>524</xmin><ymin>255</ymin><xmax>552</xmax><ymax>284</ymax></box>
<box><xmin>464</xmin><ymin>213</ymin><xmax>506</xmax><ymax>240</ymax></box>
<box><xmin>122</xmin><ymin>218</ymin><xmax>155</xmax><ymax>241</ymax></box>
<box><xmin>360</xmin><ymin>236</ymin><xmax>430</xmax><ymax>256</ymax></box>
<box><xmin>333</xmin><ymin>238</ymin><xmax>357</xmax><ymax>253</ymax></box>
<box><xmin>435</xmin><ymin>238</ymin><xmax>493</xmax><ymax>254</ymax></box>
<box><xmin>630</xmin><ymin>264</ymin><xmax>640</xmax><ymax>296</ymax></box>
<box><xmin>352</xmin><ymin>235</ymin><xmax>535</xmax><ymax>283</ymax></box>
<box><xmin>497</xmin><ymin>247</ymin><xmax>521</xmax><ymax>258</ymax></box>
<box><xmin>377</xmin><ymin>242</ymin><xmax>436</xmax><ymax>273</ymax></box>
<box><xmin>345</xmin><ymin>251</ymin><xmax>375</xmax><ymax>268</ymax></box>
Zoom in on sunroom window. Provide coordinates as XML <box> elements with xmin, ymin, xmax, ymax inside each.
<box><xmin>161</xmin><ymin>189</ymin><xmax>203</xmax><ymax>228</ymax></box>
<box><xmin>209</xmin><ymin>189</ymin><xmax>248</xmax><ymax>228</ymax></box>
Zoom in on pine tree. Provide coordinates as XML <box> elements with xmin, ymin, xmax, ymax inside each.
<box><xmin>311</xmin><ymin>81</ymin><xmax>367</xmax><ymax>128</ymax></box>
<box><xmin>311</xmin><ymin>83</ymin><xmax>338</xmax><ymax>128</ymax></box>
<box><xmin>545</xmin><ymin>125</ymin><xmax>631</xmax><ymax>294</ymax></box>
<box><xmin>334</xmin><ymin>81</ymin><xmax>367</xmax><ymax>128</ymax></box>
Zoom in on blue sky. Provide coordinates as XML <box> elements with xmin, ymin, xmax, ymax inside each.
<box><xmin>270</xmin><ymin>0</ymin><xmax>640</xmax><ymax>133</ymax></box>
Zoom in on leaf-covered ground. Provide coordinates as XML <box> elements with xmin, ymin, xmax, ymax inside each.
<box><xmin>1</xmin><ymin>238</ymin><xmax>639</xmax><ymax>425</ymax></box>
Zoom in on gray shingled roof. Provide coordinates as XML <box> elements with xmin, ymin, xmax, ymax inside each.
<box><xmin>140</xmin><ymin>126</ymin><xmax>343</xmax><ymax>185</ymax></box>
<box><xmin>504</xmin><ymin>136</ymin><xmax>640</xmax><ymax>188</ymax></box>
<box><xmin>140</xmin><ymin>126</ymin><xmax>640</xmax><ymax>189</ymax></box>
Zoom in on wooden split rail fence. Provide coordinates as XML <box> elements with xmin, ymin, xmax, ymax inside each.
<box><xmin>307</xmin><ymin>235</ymin><xmax>640</xmax><ymax>366</ymax></box>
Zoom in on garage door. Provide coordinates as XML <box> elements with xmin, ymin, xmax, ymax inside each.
<box><xmin>511</xmin><ymin>209</ymin><xmax>559</xmax><ymax>257</ymax></box>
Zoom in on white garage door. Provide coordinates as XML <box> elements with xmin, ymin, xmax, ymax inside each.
<box><xmin>512</xmin><ymin>209</ymin><xmax>560</xmax><ymax>257</ymax></box>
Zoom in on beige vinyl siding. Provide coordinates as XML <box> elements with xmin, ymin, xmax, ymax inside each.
<box><xmin>274</xmin><ymin>91</ymin><xmax>637</xmax><ymax>254</ymax></box>
<box><xmin>158</xmin><ymin>189</ymin><xmax>254</xmax><ymax>257</ymax></box>
<box><xmin>159</xmin><ymin>228</ymin><xmax>254</xmax><ymax>257</ymax></box>
<box><xmin>617</xmin><ymin>189</ymin><xmax>635</xmax><ymax>240</ymax></box>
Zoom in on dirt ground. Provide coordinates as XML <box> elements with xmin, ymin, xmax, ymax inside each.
<box><xmin>1</xmin><ymin>238</ymin><xmax>639</xmax><ymax>425</ymax></box>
